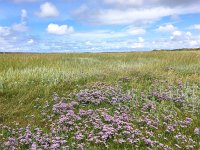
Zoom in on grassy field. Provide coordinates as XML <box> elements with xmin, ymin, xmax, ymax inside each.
<box><xmin>0</xmin><ymin>51</ymin><xmax>200</xmax><ymax>149</ymax></box>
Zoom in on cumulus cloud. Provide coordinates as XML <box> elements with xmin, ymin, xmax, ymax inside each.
<box><xmin>189</xmin><ymin>40</ymin><xmax>198</xmax><ymax>46</ymax></box>
<box><xmin>186</xmin><ymin>32</ymin><xmax>192</xmax><ymax>37</ymax></box>
<box><xmin>0</xmin><ymin>31</ymin><xmax>37</xmax><ymax>52</ymax></box>
<box><xmin>156</xmin><ymin>24</ymin><xmax>176</xmax><ymax>32</ymax></box>
<box><xmin>0</xmin><ymin>9</ymin><xmax>34</xmax><ymax>52</ymax></box>
<box><xmin>46</xmin><ymin>23</ymin><xmax>74</xmax><ymax>35</ymax></box>
<box><xmin>0</xmin><ymin>9</ymin><xmax>28</xmax><ymax>37</ymax></box>
<box><xmin>12</xmin><ymin>9</ymin><xmax>28</xmax><ymax>32</ymax></box>
<box><xmin>138</xmin><ymin>37</ymin><xmax>144</xmax><ymax>43</ymax></box>
<box><xmin>190</xmin><ymin>24</ymin><xmax>200</xmax><ymax>30</ymax></box>
<box><xmin>170</xmin><ymin>30</ymin><xmax>194</xmax><ymax>42</ymax></box>
<box><xmin>172</xmin><ymin>30</ymin><xmax>182</xmax><ymax>36</ymax></box>
<box><xmin>36</xmin><ymin>2</ymin><xmax>59</xmax><ymax>18</ymax></box>
<box><xmin>27</xmin><ymin>39</ymin><xmax>34</xmax><ymax>44</ymax></box>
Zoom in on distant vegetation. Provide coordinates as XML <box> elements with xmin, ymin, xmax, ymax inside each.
<box><xmin>0</xmin><ymin>51</ymin><xmax>200</xmax><ymax>149</ymax></box>
<box><xmin>153</xmin><ymin>47</ymin><xmax>200</xmax><ymax>51</ymax></box>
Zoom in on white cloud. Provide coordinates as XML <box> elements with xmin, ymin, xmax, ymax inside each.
<box><xmin>0</xmin><ymin>9</ymin><xmax>28</xmax><ymax>34</ymax></box>
<box><xmin>138</xmin><ymin>37</ymin><xmax>144</xmax><ymax>43</ymax></box>
<box><xmin>170</xmin><ymin>36</ymin><xmax>174</xmax><ymax>40</ymax></box>
<box><xmin>172</xmin><ymin>30</ymin><xmax>182</xmax><ymax>36</ymax></box>
<box><xmin>0</xmin><ymin>32</ymin><xmax>37</xmax><ymax>52</ymax></box>
<box><xmin>121</xmin><ymin>37</ymin><xmax>145</xmax><ymax>49</ymax></box>
<box><xmin>156</xmin><ymin>24</ymin><xmax>176</xmax><ymax>32</ymax></box>
<box><xmin>169</xmin><ymin>30</ymin><xmax>200</xmax><ymax>49</ymax></box>
<box><xmin>96</xmin><ymin>7</ymin><xmax>173</xmax><ymax>25</ymax></box>
<box><xmin>0</xmin><ymin>9</ymin><xmax>34</xmax><ymax>52</ymax></box>
<box><xmin>12</xmin><ymin>9</ymin><xmax>28</xmax><ymax>32</ymax></box>
<box><xmin>85</xmin><ymin>41</ymin><xmax>92</xmax><ymax>46</ymax></box>
<box><xmin>170</xmin><ymin>30</ymin><xmax>192</xmax><ymax>41</ymax></box>
<box><xmin>102</xmin><ymin>0</ymin><xmax>143</xmax><ymax>6</ymax></box>
<box><xmin>191</xmin><ymin>24</ymin><xmax>200</xmax><ymax>30</ymax></box>
<box><xmin>130</xmin><ymin>43</ymin><xmax>144</xmax><ymax>48</ymax></box>
<box><xmin>100</xmin><ymin>0</ymin><xmax>199</xmax><ymax>8</ymax></box>
<box><xmin>73</xmin><ymin>4</ymin><xmax>88</xmax><ymax>16</ymax></box>
<box><xmin>186</xmin><ymin>32</ymin><xmax>192</xmax><ymax>37</ymax></box>
<box><xmin>0</xmin><ymin>26</ymin><xmax>11</xmax><ymax>36</ymax></box>
<box><xmin>71</xmin><ymin>30</ymin><xmax>126</xmax><ymax>40</ymax></box>
<box><xmin>46</xmin><ymin>23</ymin><xmax>74</xmax><ymax>35</ymax></box>
<box><xmin>12</xmin><ymin>23</ymin><xmax>28</xmax><ymax>32</ymax></box>
<box><xmin>21</xmin><ymin>9</ymin><xmax>28</xmax><ymax>20</ymax></box>
<box><xmin>189</xmin><ymin>40</ymin><xmax>198</xmax><ymax>46</ymax></box>
<box><xmin>36</xmin><ymin>2</ymin><xmax>59</xmax><ymax>18</ymax></box>
<box><xmin>74</xmin><ymin>1</ymin><xmax>200</xmax><ymax>25</ymax></box>
<box><xmin>127</xmin><ymin>27</ymin><xmax>146</xmax><ymax>35</ymax></box>
<box><xmin>27</xmin><ymin>39</ymin><xmax>34</xmax><ymax>44</ymax></box>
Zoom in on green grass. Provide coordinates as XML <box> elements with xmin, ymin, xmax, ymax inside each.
<box><xmin>0</xmin><ymin>51</ymin><xmax>200</xmax><ymax>126</ymax></box>
<box><xmin>0</xmin><ymin>51</ymin><xmax>200</xmax><ymax>149</ymax></box>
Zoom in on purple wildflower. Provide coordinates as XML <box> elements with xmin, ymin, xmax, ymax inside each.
<box><xmin>194</xmin><ymin>128</ymin><xmax>199</xmax><ymax>135</ymax></box>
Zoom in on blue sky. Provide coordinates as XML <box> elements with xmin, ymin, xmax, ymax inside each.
<box><xmin>0</xmin><ymin>0</ymin><xmax>200</xmax><ymax>52</ymax></box>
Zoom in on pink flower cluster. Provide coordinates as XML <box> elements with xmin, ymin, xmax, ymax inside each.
<box><xmin>1</xmin><ymin>82</ymin><xmax>199</xmax><ymax>149</ymax></box>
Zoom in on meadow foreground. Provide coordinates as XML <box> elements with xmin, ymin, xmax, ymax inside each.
<box><xmin>0</xmin><ymin>51</ymin><xmax>200</xmax><ymax>149</ymax></box>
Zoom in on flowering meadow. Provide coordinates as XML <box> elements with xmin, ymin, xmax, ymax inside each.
<box><xmin>0</xmin><ymin>51</ymin><xmax>200</xmax><ymax>149</ymax></box>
